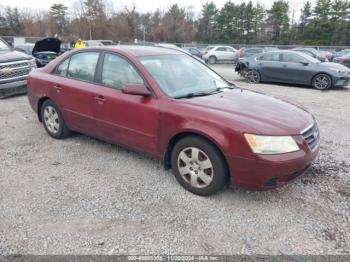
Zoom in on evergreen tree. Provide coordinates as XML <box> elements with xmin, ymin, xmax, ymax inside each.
<box><xmin>197</xmin><ymin>2</ymin><xmax>219</xmax><ymax>43</ymax></box>
<box><xmin>266</xmin><ymin>0</ymin><xmax>290</xmax><ymax>44</ymax></box>
<box><xmin>49</xmin><ymin>4</ymin><xmax>68</xmax><ymax>36</ymax></box>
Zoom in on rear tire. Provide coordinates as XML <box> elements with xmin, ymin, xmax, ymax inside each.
<box><xmin>312</xmin><ymin>74</ymin><xmax>332</xmax><ymax>90</ymax></box>
<box><xmin>246</xmin><ymin>69</ymin><xmax>261</xmax><ymax>83</ymax></box>
<box><xmin>171</xmin><ymin>136</ymin><xmax>228</xmax><ymax>196</ymax></box>
<box><xmin>41</xmin><ymin>100</ymin><xmax>71</xmax><ymax>139</ymax></box>
<box><xmin>208</xmin><ymin>56</ymin><xmax>217</xmax><ymax>65</ymax></box>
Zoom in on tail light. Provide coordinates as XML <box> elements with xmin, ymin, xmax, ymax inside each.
<box><xmin>204</xmin><ymin>51</ymin><xmax>208</xmax><ymax>55</ymax></box>
<box><xmin>338</xmin><ymin>58</ymin><xmax>345</xmax><ymax>64</ymax></box>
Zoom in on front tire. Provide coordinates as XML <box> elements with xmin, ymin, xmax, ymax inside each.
<box><xmin>171</xmin><ymin>136</ymin><xmax>228</xmax><ymax>196</ymax></box>
<box><xmin>41</xmin><ymin>100</ymin><xmax>71</xmax><ymax>139</ymax></box>
<box><xmin>312</xmin><ymin>74</ymin><xmax>332</xmax><ymax>90</ymax></box>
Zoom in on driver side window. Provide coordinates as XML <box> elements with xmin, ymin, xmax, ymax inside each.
<box><xmin>101</xmin><ymin>53</ymin><xmax>144</xmax><ymax>90</ymax></box>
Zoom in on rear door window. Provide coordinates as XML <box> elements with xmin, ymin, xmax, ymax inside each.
<box><xmin>260</xmin><ymin>52</ymin><xmax>280</xmax><ymax>62</ymax></box>
<box><xmin>216</xmin><ymin>47</ymin><xmax>227</xmax><ymax>52</ymax></box>
<box><xmin>67</xmin><ymin>52</ymin><xmax>100</xmax><ymax>82</ymax></box>
<box><xmin>54</xmin><ymin>58</ymin><xmax>70</xmax><ymax>77</ymax></box>
<box><xmin>247</xmin><ymin>48</ymin><xmax>263</xmax><ymax>54</ymax></box>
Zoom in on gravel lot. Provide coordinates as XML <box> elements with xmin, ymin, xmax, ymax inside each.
<box><xmin>0</xmin><ymin>64</ymin><xmax>350</xmax><ymax>255</ymax></box>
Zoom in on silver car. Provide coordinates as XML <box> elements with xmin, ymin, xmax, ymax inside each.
<box><xmin>202</xmin><ymin>46</ymin><xmax>237</xmax><ymax>64</ymax></box>
<box><xmin>236</xmin><ymin>50</ymin><xmax>350</xmax><ymax>90</ymax></box>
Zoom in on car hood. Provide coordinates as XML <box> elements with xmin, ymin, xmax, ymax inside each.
<box><xmin>180</xmin><ymin>89</ymin><xmax>314</xmax><ymax>135</ymax></box>
<box><xmin>32</xmin><ymin>38</ymin><xmax>61</xmax><ymax>54</ymax></box>
<box><xmin>0</xmin><ymin>50</ymin><xmax>32</xmax><ymax>63</ymax></box>
<box><xmin>319</xmin><ymin>62</ymin><xmax>350</xmax><ymax>72</ymax></box>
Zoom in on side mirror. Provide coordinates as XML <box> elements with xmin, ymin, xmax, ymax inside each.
<box><xmin>122</xmin><ymin>84</ymin><xmax>151</xmax><ymax>96</ymax></box>
<box><xmin>300</xmin><ymin>60</ymin><xmax>309</xmax><ymax>66</ymax></box>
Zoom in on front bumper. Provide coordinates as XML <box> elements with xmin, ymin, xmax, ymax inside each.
<box><xmin>0</xmin><ymin>79</ymin><xmax>27</xmax><ymax>98</ymax></box>
<box><xmin>333</xmin><ymin>74</ymin><xmax>350</xmax><ymax>87</ymax></box>
<box><xmin>226</xmin><ymin>136</ymin><xmax>320</xmax><ymax>191</ymax></box>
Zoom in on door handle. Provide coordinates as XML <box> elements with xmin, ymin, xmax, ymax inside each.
<box><xmin>94</xmin><ymin>95</ymin><xmax>106</xmax><ymax>102</ymax></box>
<box><xmin>53</xmin><ymin>84</ymin><xmax>63</xmax><ymax>92</ymax></box>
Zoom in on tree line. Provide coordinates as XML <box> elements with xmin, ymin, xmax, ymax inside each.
<box><xmin>0</xmin><ymin>0</ymin><xmax>349</xmax><ymax>46</ymax></box>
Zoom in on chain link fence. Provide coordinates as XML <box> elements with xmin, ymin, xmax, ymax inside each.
<box><xmin>2</xmin><ymin>36</ymin><xmax>349</xmax><ymax>51</ymax></box>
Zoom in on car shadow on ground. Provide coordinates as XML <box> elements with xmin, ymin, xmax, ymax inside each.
<box><xmin>67</xmin><ymin>132</ymin><xmax>309</xmax><ymax>202</ymax></box>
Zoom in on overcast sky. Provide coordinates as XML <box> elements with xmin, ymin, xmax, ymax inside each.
<box><xmin>0</xmin><ymin>0</ymin><xmax>310</xmax><ymax>17</ymax></box>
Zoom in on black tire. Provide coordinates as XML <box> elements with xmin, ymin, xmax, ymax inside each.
<box><xmin>208</xmin><ymin>56</ymin><xmax>217</xmax><ymax>65</ymax></box>
<box><xmin>171</xmin><ymin>136</ymin><xmax>228</xmax><ymax>196</ymax></box>
<box><xmin>41</xmin><ymin>100</ymin><xmax>71</xmax><ymax>139</ymax></box>
<box><xmin>312</xmin><ymin>73</ymin><xmax>332</xmax><ymax>90</ymax></box>
<box><xmin>245</xmin><ymin>69</ymin><xmax>261</xmax><ymax>83</ymax></box>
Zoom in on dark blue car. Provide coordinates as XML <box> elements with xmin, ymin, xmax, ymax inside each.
<box><xmin>236</xmin><ymin>50</ymin><xmax>350</xmax><ymax>90</ymax></box>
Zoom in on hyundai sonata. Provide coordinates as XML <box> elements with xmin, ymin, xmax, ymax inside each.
<box><xmin>27</xmin><ymin>46</ymin><xmax>320</xmax><ymax>195</ymax></box>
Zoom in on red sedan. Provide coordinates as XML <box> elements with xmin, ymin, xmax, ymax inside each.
<box><xmin>27</xmin><ymin>46</ymin><xmax>320</xmax><ymax>195</ymax></box>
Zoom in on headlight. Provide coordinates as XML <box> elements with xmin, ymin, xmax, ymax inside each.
<box><xmin>29</xmin><ymin>59</ymin><xmax>37</xmax><ymax>68</ymax></box>
<box><xmin>244</xmin><ymin>134</ymin><xmax>299</xmax><ymax>154</ymax></box>
<box><xmin>329</xmin><ymin>68</ymin><xmax>343</xmax><ymax>74</ymax></box>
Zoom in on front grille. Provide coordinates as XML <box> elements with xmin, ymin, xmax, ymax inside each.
<box><xmin>0</xmin><ymin>60</ymin><xmax>33</xmax><ymax>82</ymax></box>
<box><xmin>301</xmin><ymin>122</ymin><xmax>319</xmax><ymax>151</ymax></box>
<box><xmin>0</xmin><ymin>61</ymin><xmax>30</xmax><ymax>70</ymax></box>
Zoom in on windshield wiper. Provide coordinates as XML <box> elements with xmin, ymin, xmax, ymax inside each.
<box><xmin>174</xmin><ymin>88</ymin><xmax>225</xmax><ymax>99</ymax></box>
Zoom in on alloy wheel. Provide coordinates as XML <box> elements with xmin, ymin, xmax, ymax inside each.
<box><xmin>43</xmin><ymin>106</ymin><xmax>60</xmax><ymax>134</ymax></box>
<box><xmin>177</xmin><ymin>147</ymin><xmax>214</xmax><ymax>188</ymax></box>
<box><xmin>314</xmin><ymin>75</ymin><xmax>330</xmax><ymax>90</ymax></box>
<box><xmin>246</xmin><ymin>70</ymin><xmax>260</xmax><ymax>83</ymax></box>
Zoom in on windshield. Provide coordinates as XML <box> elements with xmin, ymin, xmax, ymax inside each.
<box><xmin>0</xmin><ymin>39</ymin><xmax>10</xmax><ymax>52</ymax></box>
<box><xmin>139</xmin><ymin>54</ymin><xmax>232</xmax><ymax>98</ymax></box>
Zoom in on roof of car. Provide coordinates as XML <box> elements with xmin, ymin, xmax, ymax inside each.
<box><xmin>94</xmin><ymin>45</ymin><xmax>184</xmax><ymax>56</ymax></box>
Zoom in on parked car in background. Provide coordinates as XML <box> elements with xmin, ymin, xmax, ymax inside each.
<box><xmin>319</xmin><ymin>50</ymin><xmax>333</xmax><ymax>61</ymax></box>
<box><xmin>236</xmin><ymin>50</ymin><xmax>350</xmax><ymax>90</ymax></box>
<box><xmin>332</xmin><ymin>49</ymin><xmax>350</xmax><ymax>61</ymax></box>
<box><xmin>201</xmin><ymin>46</ymin><xmax>215</xmax><ymax>57</ymax></box>
<box><xmin>182</xmin><ymin>47</ymin><xmax>202</xmax><ymax>58</ymax></box>
<box><xmin>155</xmin><ymin>43</ymin><xmax>179</xmax><ymax>49</ymax></box>
<box><xmin>27</xmin><ymin>46</ymin><xmax>320</xmax><ymax>195</ymax></box>
<box><xmin>202</xmin><ymin>46</ymin><xmax>237</xmax><ymax>64</ymax></box>
<box><xmin>0</xmin><ymin>37</ymin><xmax>36</xmax><ymax>98</ymax></box>
<box><xmin>83</xmin><ymin>40</ymin><xmax>104</xmax><ymax>47</ymax></box>
<box><xmin>60</xmin><ymin>43</ymin><xmax>73</xmax><ymax>53</ymax></box>
<box><xmin>32</xmin><ymin>37</ymin><xmax>61</xmax><ymax>67</ymax></box>
<box><xmin>96</xmin><ymin>40</ymin><xmax>115</xmax><ymax>46</ymax></box>
<box><xmin>14</xmin><ymin>43</ymin><xmax>35</xmax><ymax>55</ymax></box>
<box><xmin>237</xmin><ymin>47</ymin><xmax>279</xmax><ymax>59</ymax></box>
<box><xmin>333</xmin><ymin>53</ymin><xmax>350</xmax><ymax>68</ymax></box>
<box><xmin>292</xmin><ymin>48</ymin><xmax>328</xmax><ymax>62</ymax></box>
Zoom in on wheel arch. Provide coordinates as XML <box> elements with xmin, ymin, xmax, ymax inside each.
<box><xmin>311</xmin><ymin>72</ymin><xmax>333</xmax><ymax>87</ymax></box>
<box><xmin>37</xmin><ymin>96</ymin><xmax>51</xmax><ymax>122</ymax></box>
<box><xmin>163</xmin><ymin>131</ymin><xmax>231</xmax><ymax>184</ymax></box>
<box><xmin>208</xmin><ymin>55</ymin><xmax>217</xmax><ymax>62</ymax></box>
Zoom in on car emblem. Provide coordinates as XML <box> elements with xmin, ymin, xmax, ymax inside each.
<box><xmin>1</xmin><ymin>67</ymin><xmax>13</xmax><ymax>75</ymax></box>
